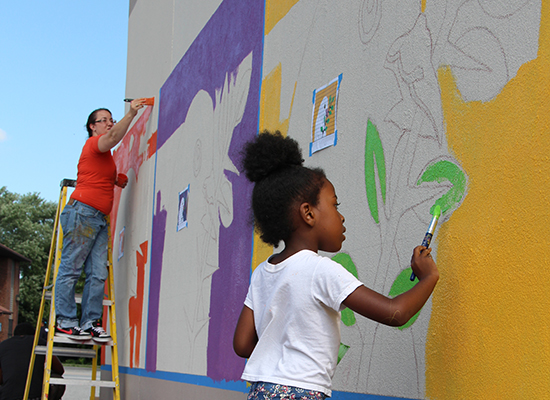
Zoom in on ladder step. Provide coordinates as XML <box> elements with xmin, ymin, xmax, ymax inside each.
<box><xmin>49</xmin><ymin>377</ymin><xmax>116</xmax><ymax>388</ymax></box>
<box><xmin>36</xmin><ymin>345</ymin><xmax>97</xmax><ymax>358</ymax></box>
<box><xmin>51</xmin><ymin>335</ymin><xmax>114</xmax><ymax>347</ymax></box>
<box><xmin>44</xmin><ymin>291</ymin><xmax>113</xmax><ymax>306</ymax></box>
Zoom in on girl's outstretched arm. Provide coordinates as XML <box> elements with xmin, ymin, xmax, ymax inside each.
<box><xmin>343</xmin><ymin>245</ymin><xmax>439</xmax><ymax>327</ymax></box>
<box><xmin>233</xmin><ymin>305</ymin><xmax>258</xmax><ymax>358</ymax></box>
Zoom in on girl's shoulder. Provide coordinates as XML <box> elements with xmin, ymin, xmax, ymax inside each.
<box><xmin>252</xmin><ymin>249</ymin><xmax>319</xmax><ymax>276</ymax></box>
<box><xmin>270</xmin><ymin>249</ymin><xmax>322</xmax><ymax>267</ymax></box>
<box><xmin>253</xmin><ymin>250</ymin><xmax>347</xmax><ymax>280</ymax></box>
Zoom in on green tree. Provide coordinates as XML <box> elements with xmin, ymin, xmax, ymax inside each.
<box><xmin>0</xmin><ymin>187</ymin><xmax>57</xmax><ymax>324</ymax></box>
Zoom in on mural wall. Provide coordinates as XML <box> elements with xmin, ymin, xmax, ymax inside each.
<box><xmin>100</xmin><ymin>0</ymin><xmax>550</xmax><ymax>399</ymax></box>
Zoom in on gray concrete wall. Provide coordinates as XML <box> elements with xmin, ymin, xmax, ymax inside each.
<box><xmin>101</xmin><ymin>1</ymin><xmax>549</xmax><ymax>399</ymax></box>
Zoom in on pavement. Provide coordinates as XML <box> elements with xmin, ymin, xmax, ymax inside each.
<box><xmin>60</xmin><ymin>366</ymin><xmax>99</xmax><ymax>400</ymax></box>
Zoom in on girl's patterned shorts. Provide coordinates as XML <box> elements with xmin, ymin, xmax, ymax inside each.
<box><xmin>247</xmin><ymin>381</ymin><xmax>327</xmax><ymax>399</ymax></box>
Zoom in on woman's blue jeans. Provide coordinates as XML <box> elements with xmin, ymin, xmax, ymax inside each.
<box><xmin>55</xmin><ymin>200</ymin><xmax>109</xmax><ymax>331</ymax></box>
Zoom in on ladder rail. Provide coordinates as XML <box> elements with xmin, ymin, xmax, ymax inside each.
<box><xmin>91</xmin><ymin>216</ymin><xmax>120</xmax><ymax>400</ymax></box>
<box><xmin>23</xmin><ymin>184</ymin><xmax>66</xmax><ymax>400</ymax></box>
<box><xmin>107</xmin><ymin>220</ymin><xmax>121</xmax><ymax>400</ymax></box>
<box><xmin>91</xmin><ymin>343</ymin><xmax>100</xmax><ymax>400</ymax></box>
<box><xmin>41</xmin><ymin>186</ymin><xmax>69</xmax><ymax>400</ymax></box>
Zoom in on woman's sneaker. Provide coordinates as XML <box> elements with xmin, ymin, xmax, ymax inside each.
<box><xmin>86</xmin><ymin>320</ymin><xmax>111</xmax><ymax>343</ymax></box>
<box><xmin>55</xmin><ymin>326</ymin><xmax>91</xmax><ymax>341</ymax></box>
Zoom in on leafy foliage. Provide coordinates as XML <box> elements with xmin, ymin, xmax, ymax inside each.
<box><xmin>0</xmin><ymin>187</ymin><xmax>57</xmax><ymax>324</ymax></box>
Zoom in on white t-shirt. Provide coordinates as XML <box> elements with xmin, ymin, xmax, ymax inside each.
<box><xmin>241</xmin><ymin>250</ymin><xmax>363</xmax><ymax>396</ymax></box>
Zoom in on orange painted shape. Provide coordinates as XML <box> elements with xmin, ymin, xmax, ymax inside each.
<box><xmin>128</xmin><ymin>241</ymin><xmax>147</xmax><ymax>369</ymax></box>
<box><xmin>147</xmin><ymin>130</ymin><xmax>158</xmax><ymax>160</ymax></box>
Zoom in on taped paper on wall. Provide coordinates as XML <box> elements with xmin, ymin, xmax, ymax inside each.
<box><xmin>177</xmin><ymin>185</ymin><xmax>190</xmax><ymax>232</ymax></box>
<box><xmin>310</xmin><ymin>74</ymin><xmax>342</xmax><ymax>156</ymax></box>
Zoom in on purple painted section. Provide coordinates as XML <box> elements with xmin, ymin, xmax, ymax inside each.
<box><xmin>149</xmin><ymin>0</ymin><xmax>263</xmax><ymax>381</ymax></box>
<box><xmin>146</xmin><ymin>190</ymin><xmax>167</xmax><ymax>372</ymax></box>
<box><xmin>208</xmin><ymin>175</ymin><xmax>254</xmax><ymax>380</ymax></box>
<box><xmin>157</xmin><ymin>0</ymin><xmax>264</xmax><ymax>151</ymax></box>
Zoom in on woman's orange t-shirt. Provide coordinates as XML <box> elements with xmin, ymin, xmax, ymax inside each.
<box><xmin>70</xmin><ymin>135</ymin><xmax>117</xmax><ymax>215</ymax></box>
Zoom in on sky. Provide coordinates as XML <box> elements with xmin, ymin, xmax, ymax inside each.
<box><xmin>0</xmin><ymin>1</ymin><xmax>130</xmax><ymax>203</ymax></box>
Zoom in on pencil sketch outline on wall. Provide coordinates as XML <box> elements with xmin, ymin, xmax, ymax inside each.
<box><xmin>339</xmin><ymin>1</ymin><xmax>540</xmax><ymax>396</ymax></box>
<box><xmin>178</xmin><ymin>52</ymin><xmax>252</xmax><ymax>370</ymax></box>
<box><xmin>358</xmin><ymin>0</ymin><xmax>382</xmax><ymax>45</ymax></box>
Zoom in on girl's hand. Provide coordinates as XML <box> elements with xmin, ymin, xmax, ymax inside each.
<box><xmin>410</xmin><ymin>245</ymin><xmax>439</xmax><ymax>281</ymax></box>
<box><xmin>343</xmin><ymin>246</ymin><xmax>439</xmax><ymax>327</ymax></box>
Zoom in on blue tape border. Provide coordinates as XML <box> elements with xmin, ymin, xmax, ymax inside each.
<box><xmin>102</xmin><ymin>365</ymin><xmax>414</xmax><ymax>399</ymax></box>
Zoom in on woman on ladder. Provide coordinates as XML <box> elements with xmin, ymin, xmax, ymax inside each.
<box><xmin>55</xmin><ymin>98</ymin><xmax>146</xmax><ymax>342</ymax></box>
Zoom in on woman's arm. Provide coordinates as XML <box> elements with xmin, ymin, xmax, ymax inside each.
<box><xmin>98</xmin><ymin>98</ymin><xmax>146</xmax><ymax>152</ymax></box>
<box><xmin>233</xmin><ymin>305</ymin><xmax>258</xmax><ymax>358</ymax></box>
<box><xmin>343</xmin><ymin>246</ymin><xmax>439</xmax><ymax>327</ymax></box>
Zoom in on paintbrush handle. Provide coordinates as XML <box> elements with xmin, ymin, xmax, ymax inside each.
<box><xmin>410</xmin><ymin>215</ymin><xmax>439</xmax><ymax>281</ymax></box>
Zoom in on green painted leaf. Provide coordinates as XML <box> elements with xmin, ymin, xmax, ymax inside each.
<box><xmin>332</xmin><ymin>253</ymin><xmax>358</xmax><ymax>327</ymax></box>
<box><xmin>364</xmin><ymin>120</ymin><xmax>386</xmax><ymax>224</ymax></box>
<box><xmin>338</xmin><ymin>343</ymin><xmax>350</xmax><ymax>364</ymax></box>
<box><xmin>388</xmin><ymin>268</ymin><xmax>421</xmax><ymax>330</ymax></box>
<box><xmin>416</xmin><ymin>160</ymin><xmax>467</xmax><ymax>215</ymax></box>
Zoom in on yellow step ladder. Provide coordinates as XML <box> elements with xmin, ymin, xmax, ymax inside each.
<box><xmin>24</xmin><ymin>179</ymin><xmax>121</xmax><ymax>400</ymax></box>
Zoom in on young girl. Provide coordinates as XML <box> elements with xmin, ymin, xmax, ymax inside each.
<box><xmin>233</xmin><ymin>131</ymin><xmax>439</xmax><ymax>399</ymax></box>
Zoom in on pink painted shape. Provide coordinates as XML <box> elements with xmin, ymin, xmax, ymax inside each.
<box><xmin>111</xmin><ymin>106</ymin><xmax>154</xmax><ymax>239</ymax></box>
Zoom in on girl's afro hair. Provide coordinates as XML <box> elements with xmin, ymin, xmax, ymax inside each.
<box><xmin>241</xmin><ymin>130</ymin><xmax>326</xmax><ymax>247</ymax></box>
<box><xmin>242</xmin><ymin>131</ymin><xmax>304</xmax><ymax>183</ymax></box>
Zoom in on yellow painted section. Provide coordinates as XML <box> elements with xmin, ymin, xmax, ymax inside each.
<box><xmin>259</xmin><ymin>63</ymin><xmax>296</xmax><ymax>136</ymax></box>
<box><xmin>252</xmin><ymin>63</ymin><xmax>297</xmax><ymax>270</ymax></box>
<box><xmin>265</xmin><ymin>0</ymin><xmax>301</xmax><ymax>36</ymax></box>
<box><xmin>426</xmin><ymin>6</ymin><xmax>550</xmax><ymax>399</ymax></box>
<box><xmin>251</xmin><ymin>234</ymin><xmax>273</xmax><ymax>272</ymax></box>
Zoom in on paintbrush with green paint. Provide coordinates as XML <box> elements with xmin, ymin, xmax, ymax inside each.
<box><xmin>410</xmin><ymin>204</ymin><xmax>441</xmax><ymax>281</ymax></box>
